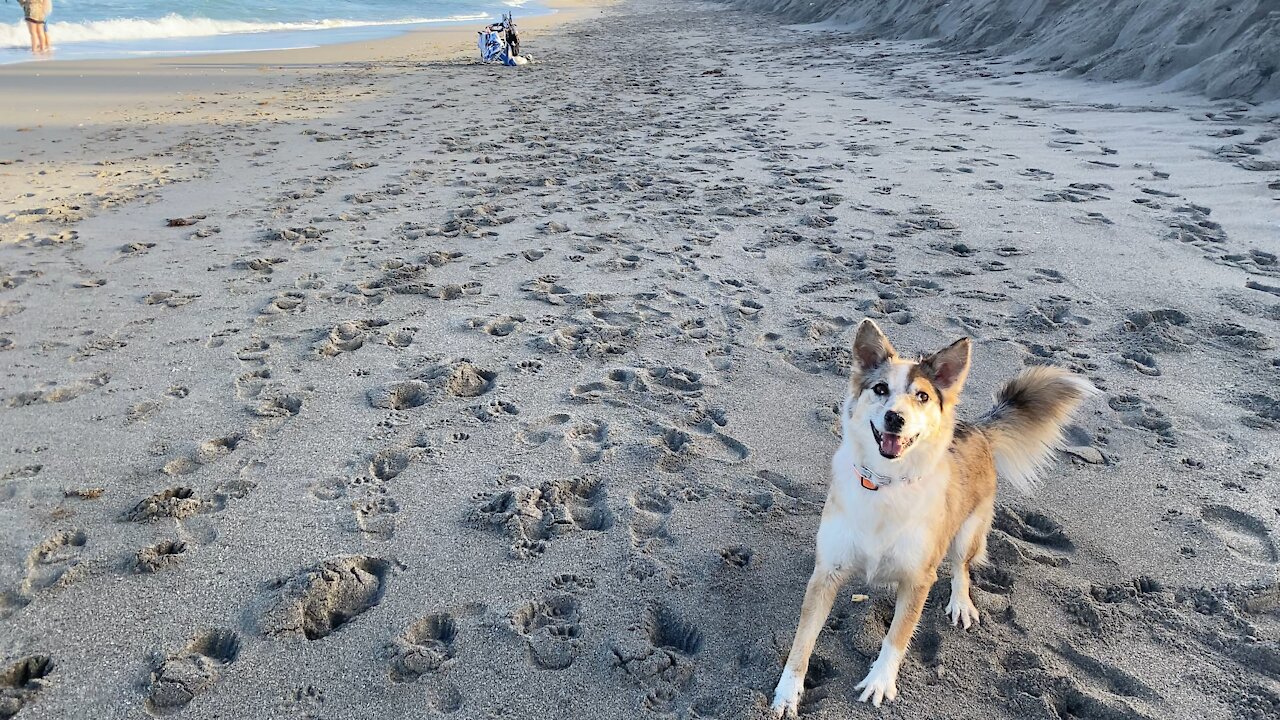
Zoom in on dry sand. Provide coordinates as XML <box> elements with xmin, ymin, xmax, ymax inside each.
<box><xmin>1</xmin><ymin>1</ymin><xmax>1278</xmax><ymax>718</ymax></box>
<box><xmin>731</xmin><ymin>0</ymin><xmax>1280</xmax><ymax>103</ymax></box>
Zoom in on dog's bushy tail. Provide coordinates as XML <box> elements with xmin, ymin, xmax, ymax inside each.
<box><xmin>976</xmin><ymin>366</ymin><xmax>1095</xmax><ymax>495</ymax></box>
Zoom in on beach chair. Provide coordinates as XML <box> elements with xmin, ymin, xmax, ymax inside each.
<box><xmin>478</xmin><ymin>13</ymin><xmax>526</xmax><ymax>66</ymax></box>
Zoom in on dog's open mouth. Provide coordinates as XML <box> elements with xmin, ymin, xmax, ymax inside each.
<box><xmin>870</xmin><ymin>422</ymin><xmax>916</xmax><ymax>459</ymax></box>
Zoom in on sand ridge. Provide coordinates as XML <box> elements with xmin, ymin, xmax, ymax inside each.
<box><xmin>0</xmin><ymin>1</ymin><xmax>1278</xmax><ymax>718</ymax></box>
<box><xmin>728</xmin><ymin>0</ymin><xmax>1280</xmax><ymax>103</ymax></box>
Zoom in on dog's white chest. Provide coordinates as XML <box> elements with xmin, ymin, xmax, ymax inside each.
<box><xmin>818</xmin><ymin>453</ymin><xmax>939</xmax><ymax>583</ymax></box>
<box><xmin>818</xmin><ymin>502</ymin><xmax>931</xmax><ymax>583</ymax></box>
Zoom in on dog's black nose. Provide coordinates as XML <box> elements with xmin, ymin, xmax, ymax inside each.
<box><xmin>884</xmin><ymin>410</ymin><xmax>905</xmax><ymax>433</ymax></box>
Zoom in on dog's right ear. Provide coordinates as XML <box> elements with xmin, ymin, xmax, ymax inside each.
<box><xmin>852</xmin><ymin>319</ymin><xmax>896</xmax><ymax>373</ymax></box>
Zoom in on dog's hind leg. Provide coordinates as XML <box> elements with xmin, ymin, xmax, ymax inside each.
<box><xmin>855</xmin><ymin>577</ymin><xmax>932</xmax><ymax>706</ymax></box>
<box><xmin>944</xmin><ymin>506</ymin><xmax>992</xmax><ymax>629</ymax></box>
<box><xmin>771</xmin><ymin>564</ymin><xmax>847</xmax><ymax>718</ymax></box>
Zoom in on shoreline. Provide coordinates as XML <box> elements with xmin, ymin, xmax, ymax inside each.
<box><xmin>0</xmin><ymin>0</ymin><xmax>610</xmax><ymax>245</ymax></box>
<box><xmin>0</xmin><ymin>0</ymin><xmax>605</xmax><ymax>127</ymax></box>
<box><xmin>0</xmin><ymin>0</ymin><xmax>578</xmax><ymax>66</ymax></box>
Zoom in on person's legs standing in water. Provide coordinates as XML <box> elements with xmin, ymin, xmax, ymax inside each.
<box><xmin>20</xmin><ymin>0</ymin><xmax>52</xmax><ymax>53</ymax></box>
<box><xmin>22</xmin><ymin>11</ymin><xmax>39</xmax><ymax>53</ymax></box>
<box><xmin>36</xmin><ymin>0</ymin><xmax>51</xmax><ymax>52</ymax></box>
<box><xmin>24</xmin><ymin>21</ymin><xmax>38</xmax><ymax>53</ymax></box>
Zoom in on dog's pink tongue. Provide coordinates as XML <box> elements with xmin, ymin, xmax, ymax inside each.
<box><xmin>879</xmin><ymin>433</ymin><xmax>903</xmax><ymax>457</ymax></box>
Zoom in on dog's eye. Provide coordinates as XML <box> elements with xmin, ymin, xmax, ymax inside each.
<box><xmin>872</xmin><ymin>382</ymin><xmax>889</xmax><ymax>396</ymax></box>
<box><xmin>916</xmin><ymin>390</ymin><xmax>930</xmax><ymax>403</ymax></box>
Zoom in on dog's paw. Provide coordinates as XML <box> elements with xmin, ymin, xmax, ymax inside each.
<box><xmin>855</xmin><ymin>661</ymin><xmax>899</xmax><ymax>707</ymax></box>
<box><xmin>945</xmin><ymin>592</ymin><xmax>980</xmax><ymax>630</ymax></box>
<box><xmin>770</xmin><ymin>672</ymin><xmax>803</xmax><ymax>718</ymax></box>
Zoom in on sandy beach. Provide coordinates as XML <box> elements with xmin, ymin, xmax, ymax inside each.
<box><xmin>1</xmin><ymin>0</ymin><xmax>1278</xmax><ymax>718</ymax></box>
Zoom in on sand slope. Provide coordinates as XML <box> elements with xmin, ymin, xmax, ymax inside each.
<box><xmin>728</xmin><ymin>0</ymin><xmax>1280</xmax><ymax>102</ymax></box>
<box><xmin>1</xmin><ymin>1</ymin><xmax>1279</xmax><ymax>718</ymax></box>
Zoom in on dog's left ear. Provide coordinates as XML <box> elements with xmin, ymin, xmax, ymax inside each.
<box><xmin>920</xmin><ymin>337</ymin><xmax>971</xmax><ymax>400</ymax></box>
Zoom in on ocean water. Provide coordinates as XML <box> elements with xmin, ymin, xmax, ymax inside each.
<box><xmin>0</xmin><ymin>0</ymin><xmax>538</xmax><ymax>63</ymax></box>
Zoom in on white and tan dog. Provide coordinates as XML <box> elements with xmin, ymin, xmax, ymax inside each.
<box><xmin>771</xmin><ymin>319</ymin><xmax>1093</xmax><ymax>714</ymax></box>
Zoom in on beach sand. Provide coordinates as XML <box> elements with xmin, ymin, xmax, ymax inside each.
<box><xmin>1</xmin><ymin>1</ymin><xmax>1277</xmax><ymax>718</ymax></box>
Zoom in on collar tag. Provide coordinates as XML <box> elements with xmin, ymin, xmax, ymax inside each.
<box><xmin>857</xmin><ymin>465</ymin><xmax>915</xmax><ymax>490</ymax></box>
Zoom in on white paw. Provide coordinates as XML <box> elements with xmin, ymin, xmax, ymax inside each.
<box><xmin>945</xmin><ymin>592</ymin><xmax>980</xmax><ymax>630</ymax></box>
<box><xmin>854</xmin><ymin>660</ymin><xmax>899</xmax><ymax>707</ymax></box>
<box><xmin>770</xmin><ymin>672</ymin><xmax>802</xmax><ymax>718</ymax></box>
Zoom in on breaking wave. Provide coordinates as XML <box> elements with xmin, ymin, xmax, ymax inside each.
<box><xmin>0</xmin><ymin>13</ymin><xmax>489</xmax><ymax>49</ymax></box>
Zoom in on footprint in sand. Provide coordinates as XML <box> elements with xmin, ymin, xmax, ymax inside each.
<box><xmin>161</xmin><ymin>434</ymin><xmax>244</xmax><ymax>476</ymax></box>
<box><xmin>569</xmin><ymin>368</ymin><xmax>649</xmax><ymax>403</ymax></box>
<box><xmin>467</xmin><ymin>314</ymin><xmax>526</xmax><ymax>338</ymax></box>
<box><xmin>352</xmin><ymin>496</ymin><xmax>400</xmax><ymax>541</ymax></box>
<box><xmin>565</xmin><ymin>419</ymin><xmax>611</xmax><ymax>463</ymax></box>
<box><xmin>1209</xmin><ymin>322</ymin><xmax>1274</xmax><ymax>352</ymax></box>
<box><xmin>367</xmin><ymin>381</ymin><xmax>432</xmax><ymax>410</ymax></box>
<box><xmin>254</xmin><ymin>392</ymin><xmax>304</xmax><ymax>419</ymax></box>
<box><xmin>22</xmin><ymin>529</ymin><xmax>87</xmax><ymax>594</ymax></box>
<box><xmin>236</xmin><ymin>366</ymin><xmax>273</xmax><ymax>399</ymax></box>
<box><xmin>146</xmin><ymin>629</ymin><xmax>240</xmax><ymax>716</ymax></box>
<box><xmin>142</xmin><ymin>290</ymin><xmax>200</xmax><ymax>308</ymax></box>
<box><xmin>367</xmin><ymin>449</ymin><xmax>411</xmax><ymax>482</ymax></box>
<box><xmin>997</xmin><ymin>646</ymin><xmax>1159</xmax><ymax>720</ymax></box>
<box><xmin>424</xmin><ymin>683</ymin><xmax>463</xmax><ymax>714</ymax></box>
<box><xmin>1053</xmin><ymin>643</ymin><xmax>1162</xmax><ymax>702</ymax></box>
<box><xmin>650</xmin><ymin>602</ymin><xmax>701</xmax><ymax>661</ymax></box>
<box><xmin>1118</xmin><ymin>349</ymin><xmax>1161</xmax><ymax>376</ymax></box>
<box><xmin>993</xmin><ymin>505</ymin><xmax>1074</xmax><ymax>552</ymax></box>
<box><xmin>973</xmin><ymin>563</ymin><xmax>1017</xmax><ymax>594</ymax></box>
<box><xmin>468</xmin><ymin>475</ymin><xmax>613</xmax><ymax>559</ymax></box>
<box><xmin>445</xmin><ymin>362</ymin><xmax>496</xmax><ymax>398</ymax></box>
<box><xmin>537</xmin><ymin>318</ymin><xmax>637</xmax><ymax>359</ymax></box>
<box><xmin>125</xmin><ymin>487</ymin><xmax>208</xmax><ymax>522</ymax></box>
<box><xmin>262</xmin><ymin>556</ymin><xmax>392</xmax><ymax>640</ymax></box>
<box><xmin>1120</xmin><ymin>308</ymin><xmax>1193</xmax><ymax>352</ymax></box>
<box><xmin>465</xmin><ymin>398</ymin><xmax>519</xmax><ymax>423</ymax></box>
<box><xmin>1201</xmin><ymin>505</ymin><xmax>1279</xmax><ymax>564</ymax></box>
<box><xmin>797</xmin><ymin>655</ymin><xmax>840</xmax><ymax>714</ymax></box>
<box><xmin>516</xmin><ymin>413</ymin><xmax>571</xmax><ymax>446</ymax></box>
<box><xmin>611</xmin><ymin>605</ymin><xmax>704</xmax><ymax>712</ymax></box>
<box><xmin>316</xmin><ymin>320</ymin><xmax>387</xmax><ymax>357</ymax></box>
<box><xmin>512</xmin><ymin>594</ymin><xmax>581</xmax><ymax>670</ymax></box>
<box><xmin>135</xmin><ymin>540</ymin><xmax>188</xmax><ymax>574</ymax></box>
<box><xmin>1108</xmin><ymin>394</ymin><xmax>1176</xmax><ymax>445</ymax></box>
<box><xmin>654</xmin><ymin>424</ymin><xmax>750</xmax><ymax>471</ymax></box>
<box><xmin>279</xmin><ymin>685</ymin><xmax>325</xmax><ymax>719</ymax></box>
<box><xmin>516</xmin><ymin>359</ymin><xmax>544</xmax><ymax>375</ymax></box>
<box><xmin>258</xmin><ymin>291</ymin><xmax>306</xmax><ymax>319</ymax></box>
<box><xmin>1236</xmin><ymin>393</ymin><xmax>1280</xmax><ymax>430</ymax></box>
<box><xmin>0</xmin><ymin>655</ymin><xmax>55</xmax><ymax>718</ymax></box>
<box><xmin>7</xmin><ymin>372</ymin><xmax>111</xmax><ymax>408</ymax></box>
<box><xmin>0</xmin><ymin>463</ymin><xmax>39</xmax><ymax>482</ymax></box>
<box><xmin>629</xmin><ymin>485</ymin><xmax>674</xmax><ymax>553</ymax></box>
<box><xmin>549</xmin><ymin>574</ymin><xmax>596</xmax><ymax>593</ymax></box>
<box><xmin>718</xmin><ymin>545</ymin><xmax>754</xmax><ymax>569</ymax></box>
<box><xmin>389</xmin><ymin>613</ymin><xmax>458</xmax><ymax>681</ymax></box>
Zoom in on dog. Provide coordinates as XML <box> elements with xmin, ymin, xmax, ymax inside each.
<box><xmin>771</xmin><ymin>319</ymin><xmax>1093</xmax><ymax>714</ymax></box>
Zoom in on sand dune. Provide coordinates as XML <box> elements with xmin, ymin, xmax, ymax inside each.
<box><xmin>730</xmin><ymin>0</ymin><xmax>1280</xmax><ymax>102</ymax></box>
<box><xmin>0</xmin><ymin>0</ymin><xmax>1278</xmax><ymax>718</ymax></box>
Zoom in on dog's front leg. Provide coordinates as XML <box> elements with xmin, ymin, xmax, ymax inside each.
<box><xmin>771</xmin><ymin>564</ymin><xmax>846</xmax><ymax>718</ymax></box>
<box><xmin>855</xmin><ymin>579</ymin><xmax>931</xmax><ymax>706</ymax></box>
